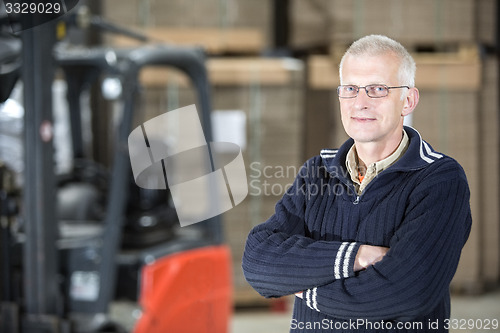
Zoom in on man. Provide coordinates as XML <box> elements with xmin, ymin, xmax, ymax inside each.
<box><xmin>242</xmin><ymin>35</ymin><xmax>472</xmax><ymax>332</ymax></box>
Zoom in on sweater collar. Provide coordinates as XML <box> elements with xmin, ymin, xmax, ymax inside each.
<box><xmin>320</xmin><ymin>126</ymin><xmax>443</xmax><ymax>178</ymax></box>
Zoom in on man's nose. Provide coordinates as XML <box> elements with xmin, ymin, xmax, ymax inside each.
<box><xmin>353</xmin><ymin>88</ymin><xmax>371</xmax><ymax>109</ymax></box>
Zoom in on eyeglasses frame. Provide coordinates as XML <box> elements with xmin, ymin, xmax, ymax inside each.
<box><xmin>337</xmin><ymin>84</ymin><xmax>410</xmax><ymax>98</ymax></box>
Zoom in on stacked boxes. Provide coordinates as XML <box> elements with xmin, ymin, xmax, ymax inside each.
<box><xmin>104</xmin><ymin>0</ymin><xmax>270</xmax><ymax>55</ymax></box>
<box><xmin>291</xmin><ymin>0</ymin><xmax>488</xmax><ymax>50</ymax></box>
<box><xmin>328</xmin><ymin>0</ymin><xmax>476</xmax><ymax>45</ymax></box>
<box><xmin>477</xmin><ymin>56</ymin><xmax>500</xmax><ymax>288</ymax></box>
<box><xmin>410</xmin><ymin>51</ymin><xmax>499</xmax><ymax>292</ymax></box>
<box><xmin>104</xmin><ymin>0</ymin><xmax>271</xmax><ymax>30</ymax></box>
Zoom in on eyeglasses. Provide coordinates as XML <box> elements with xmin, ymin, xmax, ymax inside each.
<box><xmin>337</xmin><ymin>84</ymin><xmax>410</xmax><ymax>98</ymax></box>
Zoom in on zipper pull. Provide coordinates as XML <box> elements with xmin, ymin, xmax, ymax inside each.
<box><xmin>353</xmin><ymin>196</ymin><xmax>360</xmax><ymax>205</ymax></box>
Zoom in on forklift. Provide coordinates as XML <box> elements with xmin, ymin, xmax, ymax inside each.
<box><xmin>0</xmin><ymin>5</ymin><xmax>232</xmax><ymax>333</ymax></box>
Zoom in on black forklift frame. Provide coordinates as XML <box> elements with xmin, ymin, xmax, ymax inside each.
<box><xmin>21</xmin><ymin>19</ymin><xmax>68</xmax><ymax>332</ymax></box>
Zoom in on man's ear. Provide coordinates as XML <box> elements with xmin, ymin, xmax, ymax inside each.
<box><xmin>402</xmin><ymin>87</ymin><xmax>419</xmax><ymax>117</ymax></box>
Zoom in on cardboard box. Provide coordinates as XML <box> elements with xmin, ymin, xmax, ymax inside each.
<box><xmin>476</xmin><ymin>0</ymin><xmax>497</xmax><ymax>47</ymax></box>
<box><xmin>103</xmin><ymin>0</ymin><xmax>271</xmax><ymax>54</ymax></box>
<box><xmin>478</xmin><ymin>56</ymin><xmax>500</xmax><ymax>287</ymax></box>
<box><xmin>110</xmin><ymin>28</ymin><xmax>265</xmax><ymax>55</ymax></box>
<box><xmin>104</xmin><ymin>0</ymin><xmax>271</xmax><ymax>29</ymax></box>
<box><xmin>413</xmin><ymin>91</ymin><xmax>482</xmax><ymax>293</ymax></box>
<box><xmin>138</xmin><ymin>58</ymin><xmax>299</xmax><ymax>87</ymax></box>
<box><xmin>303</xmin><ymin>89</ymin><xmax>339</xmax><ymax>160</ymax></box>
<box><xmin>291</xmin><ymin>0</ymin><xmax>477</xmax><ymax>50</ymax></box>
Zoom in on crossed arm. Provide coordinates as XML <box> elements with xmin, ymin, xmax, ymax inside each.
<box><xmin>295</xmin><ymin>244</ymin><xmax>389</xmax><ymax>298</ymax></box>
<box><xmin>242</xmin><ymin>160</ymin><xmax>471</xmax><ymax>321</ymax></box>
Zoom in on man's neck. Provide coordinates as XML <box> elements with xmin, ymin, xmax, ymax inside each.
<box><xmin>355</xmin><ymin>133</ymin><xmax>404</xmax><ymax>174</ymax></box>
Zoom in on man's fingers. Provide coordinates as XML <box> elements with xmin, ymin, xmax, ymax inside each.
<box><xmin>354</xmin><ymin>245</ymin><xmax>389</xmax><ymax>271</ymax></box>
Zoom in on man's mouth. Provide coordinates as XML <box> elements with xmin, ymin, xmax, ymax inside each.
<box><xmin>351</xmin><ymin>116</ymin><xmax>376</xmax><ymax>122</ymax></box>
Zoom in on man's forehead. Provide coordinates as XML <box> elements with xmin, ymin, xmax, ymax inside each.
<box><xmin>341</xmin><ymin>53</ymin><xmax>400</xmax><ymax>84</ymax></box>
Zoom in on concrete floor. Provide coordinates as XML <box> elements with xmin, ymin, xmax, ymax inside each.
<box><xmin>231</xmin><ymin>290</ymin><xmax>500</xmax><ymax>333</ymax></box>
<box><xmin>111</xmin><ymin>289</ymin><xmax>500</xmax><ymax>332</ymax></box>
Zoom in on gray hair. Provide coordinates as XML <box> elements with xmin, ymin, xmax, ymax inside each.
<box><xmin>339</xmin><ymin>35</ymin><xmax>416</xmax><ymax>91</ymax></box>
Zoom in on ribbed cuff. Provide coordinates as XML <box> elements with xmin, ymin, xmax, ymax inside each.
<box><xmin>333</xmin><ymin>242</ymin><xmax>360</xmax><ymax>279</ymax></box>
<box><xmin>302</xmin><ymin>242</ymin><xmax>360</xmax><ymax>313</ymax></box>
<box><xmin>304</xmin><ymin>287</ymin><xmax>321</xmax><ymax>312</ymax></box>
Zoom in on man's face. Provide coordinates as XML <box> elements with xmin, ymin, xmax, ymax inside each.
<box><xmin>339</xmin><ymin>52</ymin><xmax>407</xmax><ymax>145</ymax></box>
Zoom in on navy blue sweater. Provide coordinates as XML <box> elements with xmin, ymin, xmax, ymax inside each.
<box><xmin>242</xmin><ymin>126</ymin><xmax>472</xmax><ymax>332</ymax></box>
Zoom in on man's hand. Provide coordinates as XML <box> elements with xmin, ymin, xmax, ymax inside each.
<box><xmin>354</xmin><ymin>245</ymin><xmax>389</xmax><ymax>272</ymax></box>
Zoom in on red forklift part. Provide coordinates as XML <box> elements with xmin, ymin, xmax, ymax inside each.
<box><xmin>134</xmin><ymin>245</ymin><xmax>233</xmax><ymax>333</ymax></box>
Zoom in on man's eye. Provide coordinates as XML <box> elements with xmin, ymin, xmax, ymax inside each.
<box><xmin>345</xmin><ymin>86</ymin><xmax>356</xmax><ymax>92</ymax></box>
<box><xmin>373</xmin><ymin>86</ymin><xmax>386</xmax><ymax>92</ymax></box>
